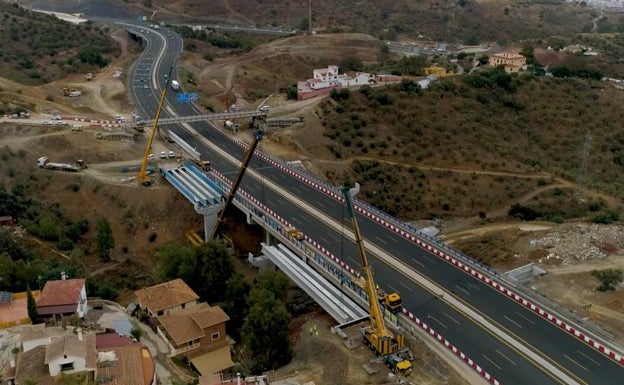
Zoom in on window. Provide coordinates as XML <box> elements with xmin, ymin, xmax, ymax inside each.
<box><xmin>157</xmin><ymin>310</ymin><xmax>164</xmax><ymax>316</ymax></box>
<box><xmin>181</xmin><ymin>303</ymin><xmax>185</xmax><ymax>309</ymax></box>
<box><xmin>211</xmin><ymin>332</ymin><xmax>219</xmax><ymax>341</ymax></box>
<box><xmin>60</xmin><ymin>362</ymin><xmax>74</xmax><ymax>371</ymax></box>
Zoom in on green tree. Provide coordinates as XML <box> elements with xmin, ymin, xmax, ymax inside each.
<box><xmin>222</xmin><ymin>273</ymin><xmax>250</xmax><ymax>338</ymax></box>
<box><xmin>399</xmin><ymin>79</ymin><xmax>421</xmax><ymax>94</ymax></box>
<box><xmin>96</xmin><ymin>218</ymin><xmax>114</xmax><ymax>262</ymax></box>
<box><xmin>397</xmin><ymin>56</ymin><xmax>426</xmax><ymax>76</ymax></box>
<box><xmin>154</xmin><ymin>242</ymin><xmax>196</xmax><ymax>284</ymax></box>
<box><xmin>256</xmin><ymin>271</ymin><xmax>290</xmax><ymax>302</ymax></box>
<box><xmin>195</xmin><ymin>241</ymin><xmax>234</xmax><ymax>303</ymax></box>
<box><xmin>242</xmin><ymin>289</ymin><xmax>292</xmax><ymax>373</ymax></box>
<box><xmin>339</xmin><ymin>56</ymin><xmax>364</xmax><ymax>72</ymax></box>
<box><xmin>130</xmin><ymin>328</ymin><xmax>142</xmax><ymax>341</ymax></box>
<box><xmin>27</xmin><ymin>285</ymin><xmax>39</xmax><ymax>324</ymax></box>
<box><xmin>591</xmin><ymin>268</ymin><xmax>623</xmax><ymax>291</ymax></box>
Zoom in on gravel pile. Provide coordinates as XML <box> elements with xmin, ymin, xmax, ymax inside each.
<box><xmin>531</xmin><ymin>224</ymin><xmax>624</xmax><ymax>264</ymax></box>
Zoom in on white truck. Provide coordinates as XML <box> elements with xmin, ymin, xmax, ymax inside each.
<box><xmin>170</xmin><ymin>80</ymin><xmax>180</xmax><ymax>91</ymax></box>
<box><xmin>37</xmin><ymin>157</ymin><xmax>83</xmax><ymax>172</ymax></box>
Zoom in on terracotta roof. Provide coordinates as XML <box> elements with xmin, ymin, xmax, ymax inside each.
<box><xmin>45</xmin><ymin>331</ymin><xmax>97</xmax><ymax>370</ymax></box>
<box><xmin>135</xmin><ymin>278</ymin><xmax>199</xmax><ymax>313</ymax></box>
<box><xmin>157</xmin><ymin>302</ymin><xmax>229</xmax><ymax>345</ymax></box>
<box><xmin>37</xmin><ymin>278</ymin><xmax>85</xmax><ymax>307</ymax></box>
<box><xmin>96</xmin><ymin>345</ymin><xmax>155</xmax><ymax>385</ymax></box>
<box><xmin>15</xmin><ymin>345</ymin><xmax>54</xmax><ymax>385</ymax></box>
<box><xmin>96</xmin><ymin>331</ymin><xmax>139</xmax><ymax>349</ymax></box>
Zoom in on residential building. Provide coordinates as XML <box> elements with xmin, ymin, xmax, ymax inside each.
<box><xmin>36</xmin><ymin>275</ymin><xmax>87</xmax><ymax>324</ymax></box>
<box><xmin>135</xmin><ymin>278</ymin><xmax>199</xmax><ymax>317</ymax></box>
<box><xmin>96</xmin><ymin>330</ymin><xmax>156</xmax><ymax>385</ymax></box>
<box><xmin>488</xmin><ymin>52</ymin><xmax>526</xmax><ymax>73</ymax></box>
<box><xmin>156</xmin><ymin>302</ymin><xmax>233</xmax><ymax>376</ymax></box>
<box><xmin>4</xmin><ymin>327</ymin><xmax>97</xmax><ymax>385</ymax></box>
<box><xmin>297</xmin><ymin>65</ymin><xmax>402</xmax><ymax>100</ymax></box>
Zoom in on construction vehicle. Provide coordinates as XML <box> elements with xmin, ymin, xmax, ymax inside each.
<box><xmin>62</xmin><ymin>87</ymin><xmax>82</xmax><ymax>97</ymax></box>
<box><xmin>194</xmin><ymin>159</ymin><xmax>212</xmax><ymax>171</ymax></box>
<box><xmin>209</xmin><ymin>129</ymin><xmax>265</xmax><ymax>239</ymax></box>
<box><xmin>85</xmin><ymin>73</ymin><xmax>93</xmax><ymax>81</ymax></box>
<box><xmin>37</xmin><ymin>157</ymin><xmax>86</xmax><ymax>172</ymax></box>
<box><xmin>341</xmin><ymin>183</ymin><xmax>412</xmax><ymax>376</ymax></box>
<box><xmin>286</xmin><ymin>226</ymin><xmax>304</xmax><ymax>241</ymax></box>
<box><xmin>137</xmin><ymin>66</ymin><xmax>174</xmax><ymax>186</ymax></box>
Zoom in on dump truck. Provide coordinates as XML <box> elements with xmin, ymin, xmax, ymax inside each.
<box><xmin>286</xmin><ymin>226</ymin><xmax>304</xmax><ymax>241</ymax></box>
<box><xmin>37</xmin><ymin>157</ymin><xmax>86</xmax><ymax>172</ymax></box>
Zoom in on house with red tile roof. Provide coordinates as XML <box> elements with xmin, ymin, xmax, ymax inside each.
<box><xmin>135</xmin><ymin>278</ymin><xmax>200</xmax><ymax>318</ymax></box>
<box><xmin>36</xmin><ymin>275</ymin><xmax>87</xmax><ymax>324</ymax></box>
<box><xmin>96</xmin><ymin>330</ymin><xmax>157</xmax><ymax>385</ymax></box>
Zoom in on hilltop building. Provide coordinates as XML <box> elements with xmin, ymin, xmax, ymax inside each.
<box><xmin>488</xmin><ymin>52</ymin><xmax>526</xmax><ymax>73</ymax></box>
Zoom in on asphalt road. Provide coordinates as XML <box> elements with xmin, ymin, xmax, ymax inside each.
<box><xmin>81</xmin><ymin>16</ymin><xmax>624</xmax><ymax>385</ymax></box>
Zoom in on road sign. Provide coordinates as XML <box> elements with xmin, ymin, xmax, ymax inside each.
<box><xmin>177</xmin><ymin>93</ymin><xmax>199</xmax><ymax>103</ymax></box>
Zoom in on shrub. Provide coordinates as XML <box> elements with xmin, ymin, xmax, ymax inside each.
<box><xmin>148</xmin><ymin>232</ymin><xmax>158</xmax><ymax>242</ymax></box>
<box><xmin>591</xmin><ymin>269</ymin><xmax>623</xmax><ymax>291</ymax></box>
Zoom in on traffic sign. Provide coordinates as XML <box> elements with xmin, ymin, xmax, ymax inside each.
<box><xmin>177</xmin><ymin>93</ymin><xmax>200</xmax><ymax>103</ymax></box>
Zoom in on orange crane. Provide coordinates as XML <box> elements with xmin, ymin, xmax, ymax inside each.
<box><xmin>209</xmin><ymin>129</ymin><xmax>265</xmax><ymax>239</ymax></box>
<box><xmin>137</xmin><ymin>66</ymin><xmax>173</xmax><ymax>186</ymax></box>
<box><xmin>341</xmin><ymin>183</ymin><xmax>412</xmax><ymax>376</ymax></box>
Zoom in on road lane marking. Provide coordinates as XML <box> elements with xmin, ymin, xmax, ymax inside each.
<box><xmin>564</xmin><ymin>355</ymin><xmax>588</xmax><ymax>371</ymax></box>
<box><xmin>318</xmin><ymin>235</ymin><xmax>331</xmax><ymax>245</ymax></box>
<box><xmin>454</xmin><ymin>284</ymin><xmax>470</xmax><ymax>295</ymax></box>
<box><xmin>496</xmin><ymin>349</ymin><xmax>518</xmax><ymax>366</ymax></box>
<box><xmin>428</xmin><ymin>315</ymin><xmax>448</xmax><ymax>329</ymax></box>
<box><xmin>442</xmin><ymin>311</ymin><xmax>460</xmax><ymax>325</ymax></box>
<box><xmin>375</xmin><ymin>236</ymin><xmax>388</xmax><ymax>245</ymax></box>
<box><xmin>481</xmin><ymin>354</ymin><xmax>502</xmax><ymax>370</ymax></box>
<box><xmin>398</xmin><ymin>281</ymin><xmax>413</xmax><ymax>292</ymax></box>
<box><xmin>327</xmin><ymin>233</ymin><xmax>341</xmax><ymax>242</ymax></box>
<box><xmin>504</xmin><ymin>315</ymin><xmax>523</xmax><ymax>329</ymax></box>
<box><xmin>577</xmin><ymin>350</ymin><xmax>601</xmax><ymax>367</ymax></box>
<box><xmin>290</xmin><ymin>216</ymin><xmax>301</xmax><ymax>225</ymax></box>
<box><xmin>291</xmin><ymin>186</ymin><xmax>302</xmax><ymax>193</ymax></box>
<box><xmin>515</xmin><ymin>311</ymin><xmax>535</xmax><ymax>325</ymax></box>
<box><xmin>411</xmin><ymin>258</ymin><xmax>425</xmax><ymax>267</ymax></box>
<box><xmin>317</xmin><ymin>201</ymin><xmax>326</xmax><ymax>209</ymax></box>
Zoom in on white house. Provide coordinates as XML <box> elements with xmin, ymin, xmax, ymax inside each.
<box><xmin>45</xmin><ymin>331</ymin><xmax>96</xmax><ymax>376</ymax></box>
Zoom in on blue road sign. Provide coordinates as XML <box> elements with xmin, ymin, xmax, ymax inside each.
<box><xmin>177</xmin><ymin>93</ymin><xmax>199</xmax><ymax>103</ymax></box>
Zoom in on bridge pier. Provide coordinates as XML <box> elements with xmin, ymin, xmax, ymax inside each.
<box><xmin>200</xmin><ymin>205</ymin><xmax>222</xmax><ymax>243</ymax></box>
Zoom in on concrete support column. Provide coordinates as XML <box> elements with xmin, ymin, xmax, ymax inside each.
<box><xmin>200</xmin><ymin>204</ymin><xmax>222</xmax><ymax>242</ymax></box>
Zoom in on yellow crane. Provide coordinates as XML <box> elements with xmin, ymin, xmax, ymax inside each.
<box><xmin>209</xmin><ymin>129</ymin><xmax>265</xmax><ymax>239</ymax></box>
<box><xmin>341</xmin><ymin>183</ymin><xmax>412</xmax><ymax>376</ymax></box>
<box><xmin>137</xmin><ymin>66</ymin><xmax>173</xmax><ymax>186</ymax></box>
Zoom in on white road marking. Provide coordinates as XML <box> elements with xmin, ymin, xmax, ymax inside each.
<box><xmin>411</xmin><ymin>258</ymin><xmax>425</xmax><ymax>267</ymax></box>
<box><xmin>442</xmin><ymin>311</ymin><xmax>461</xmax><ymax>325</ymax></box>
<box><xmin>504</xmin><ymin>315</ymin><xmax>523</xmax><ymax>329</ymax></box>
<box><xmin>375</xmin><ymin>236</ymin><xmax>388</xmax><ymax>245</ymax></box>
<box><xmin>482</xmin><ymin>354</ymin><xmax>502</xmax><ymax>370</ymax></box>
<box><xmin>398</xmin><ymin>281</ymin><xmax>413</xmax><ymax>292</ymax></box>
<box><xmin>564</xmin><ymin>354</ymin><xmax>588</xmax><ymax>371</ymax></box>
<box><xmin>454</xmin><ymin>284</ymin><xmax>470</xmax><ymax>295</ymax></box>
<box><xmin>577</xmin><ymin>350</ymin><xmax>601</xmax><ymax>367</ymax></box>
<box><xmin>496</xmin><ymin>349</ymin><xmax>518</xmax><ymax>366</ymax></box>
<box><xmin>515</xmin><ymin>311</ymin><xmax>535</xmax><ymax>325</ymax></box>
<box><xmin>428</xmin><ymin>315</ymin><xmax>447</xmax><ymax>329</ymax></box>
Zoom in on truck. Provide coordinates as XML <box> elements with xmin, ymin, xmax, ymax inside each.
<box><xmin>194</xmin><ymin>159</ymin><xmax>212</xmax><ymax>171</ymax></box>
<box><xmin>37</xmin><ymin>157</ymin><xmax>86</xmax><ymax>172</ymax></box>
<box><xmin>224</xmin><ymin>120</ymin><xmax>240</xmax><ymax>131</ymax></box>
<box><xmin>170</xmin><ymin>80</ymin><xmax>180</xmax><ymax>91</ymax></box>
<box><xmin>384</xmin><ymin>353</ymin><xmax>413</xmax><ymax>376</ymax></box>
<box><xmin>354</xmin><ymin>277</ymin><xmax>403</xmax><ymax>314</ymax></box>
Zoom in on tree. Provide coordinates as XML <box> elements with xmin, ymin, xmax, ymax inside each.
<box><xmin>377</xmin><ymin>43</ymin><xmax>391</xmax><ymax>66</ymax></box>
<box><xmin>195</xmin><ymin>241</ymin><xmax>234</xmax><ymax>303</ymax></box>
<box><xmin>130</xmin><ymin>328</ymin><xmax>142</xmax><ymax>341</ymax></box>
<box><xmin>27</xmin><ymin>285</ymin><xmax>39</xmax><ymax>324</ymax></box>
<box><xmin>256</xmin><ymin>271</ymin><xmax>290</xmax><ymax>302</ymax></box>
<box><xmin>399</xmin><ymin>79</ymin><xmax>421</xmax><ymax>94</ymax></box>
<box><xmin>339</xmin><ymin>56</ymin><xmax>364</xmax><ymax>72</ymax></box>
<box><xmin>222</xmin><ymin>273</ymin><xmax>251</xmax><ymax>338</ymax></box>
<box><xmin>154</xmin><ymin>242</ymin><xmax>196</xmax><ymax>284</ymax></box>
<box><xmin>591</xmin><ymin>269</ymin><xmax>623</xmax><ymax>291</ymax></box>
<box><xmin>242</xmin><ymin>289</ymin><xmax>292</xmax><ymax>373</ymax></box>
<box><xmin>96</xmin><ymin>218</ymin><xmax>114</xmax><ymax>262</ymax></box>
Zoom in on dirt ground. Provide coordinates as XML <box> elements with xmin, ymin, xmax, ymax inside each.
<box><xmin>2</xmin><ymin>26</ymin><xmax>624</xmax><ymax>385</ymax></box>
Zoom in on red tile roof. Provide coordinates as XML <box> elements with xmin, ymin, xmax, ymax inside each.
<box><xmin>96</xmin><ymin>331</ymin><xmax>140</xmax><ymax>349</ymax></box>
<box><xmin>37</xmin><ymin>278</ymin><xmax>85</xmax><ymax>307</ymax></box>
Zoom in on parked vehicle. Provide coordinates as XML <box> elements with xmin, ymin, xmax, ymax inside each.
<box><xmin>160</xmin><ymin>151</ymin><xmax>167</xmax><ymax>159</ymax></box>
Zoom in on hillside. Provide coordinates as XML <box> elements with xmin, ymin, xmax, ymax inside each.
<box><xmin>0</xmin><ymin>2</ymin><xmax>118</xmax><ymax>85</ymax></box>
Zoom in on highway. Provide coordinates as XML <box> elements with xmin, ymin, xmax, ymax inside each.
<box><xmin>122</xmin><ymin>23</ymin><xmax>624</xmax><ymax>385</ymax></box>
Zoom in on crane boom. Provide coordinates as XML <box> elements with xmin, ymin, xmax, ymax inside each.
<box><xmin>210</xmin><ymin>129</ymin><xmax>264</xmax><ymax>239</ymax></box>
<box><xmin>137</xmin><ymin>66</ymin><xmax>173</xmax><ymax>186</ymax></box>
<box><xmin>342</xmin><ymin>183</ymin><xmax>390</xmax><ymax>338</ymax></box>
<box><xmin>341</xmin><ymin>184</ymin><xmax>411</xmax><ymax>376</ymax></box>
